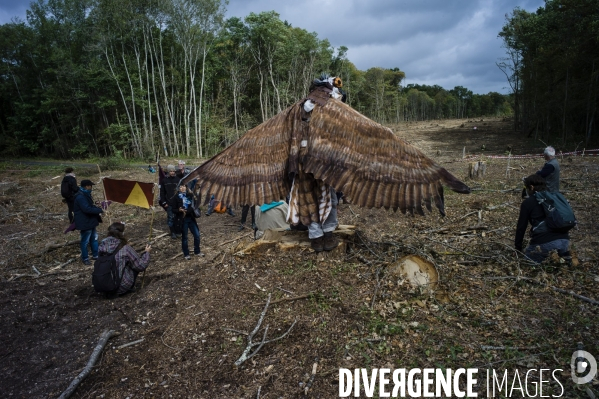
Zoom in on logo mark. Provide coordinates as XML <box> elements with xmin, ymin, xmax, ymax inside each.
<box><xmin>571</xmin><ymin>350</ymin><xmax>597</xmax><ymax>385</ymax></box>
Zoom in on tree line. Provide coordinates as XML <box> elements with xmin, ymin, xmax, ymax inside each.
<box><xmin>0</xmin><ymin>0</ymin><xmax>511</xmax><ymax>160</ymax></box>
<box><xmin>499</xmin><ymin>0</ymin><xmax>599</xmax><ymax>146</ymax></box>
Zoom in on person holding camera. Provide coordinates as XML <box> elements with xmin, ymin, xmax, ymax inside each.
<box><xmin>176</xmin><ymin>184</ymin><xmax>204</xmax><ymax>260</ymax></box>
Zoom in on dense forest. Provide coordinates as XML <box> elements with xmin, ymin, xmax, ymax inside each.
<box><xmin>499</xmin><ymin>0</ymin><xmax>599</xmax><ymax>146</ymax></box>
<box><xmin>0</xmin><ymin>0</ymin><xmax>557</xmax><ymax>160</ymax></box>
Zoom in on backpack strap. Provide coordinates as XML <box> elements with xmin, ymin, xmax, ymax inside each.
<box><xmin>112</xmin><ymin>242</ymin><xmax>126</xmax><ymax>283</ymax></box>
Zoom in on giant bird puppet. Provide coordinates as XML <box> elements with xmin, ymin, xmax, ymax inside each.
<box><xmin>181</xmin><ymin>75</ymin><xmax>471</xmax><ymax>243</ymax></box>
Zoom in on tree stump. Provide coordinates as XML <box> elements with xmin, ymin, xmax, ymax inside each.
<box><xmin>235</xmin><ymin>225</ymin><xmax>355</xmax><ymax>256</ymax></box>
<box><xmin>468</xmin><ymin>161</ymin><xmax>486</xmax><ymax>179</ymax></box>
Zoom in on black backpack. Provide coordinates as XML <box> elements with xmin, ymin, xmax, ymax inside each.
<box><xmin>92</xmin><ymin>244</ymin><xmax>124</xmax><ymax>294</ymax></box>
<box><xmin>533</xmin><ymin>191</ymin><xmax>577</xmax><ymax>233</ymax></box>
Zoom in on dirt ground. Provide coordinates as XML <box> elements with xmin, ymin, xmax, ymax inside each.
<box><xmin>1</xmin><ymin>117</ymin><xmax>598</xmax><ymax>398</ymax></box>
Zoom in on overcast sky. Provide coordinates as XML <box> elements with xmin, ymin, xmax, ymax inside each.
<box><xmin>1</xmin><ymin>0</ymin><xmax>545</xmax><ymax>94</ymax></box>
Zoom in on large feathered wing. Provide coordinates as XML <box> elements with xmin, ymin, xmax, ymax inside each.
<box><xmin>302</xmin><ymin>99</ymin><xmax>470</xmax><ymax>216</ymax></box>
<box><xmin>181</xmin><ymin>96</ymin><xmax>470</xmax><ymax>216</ymax></box>
<box><xmin>180</xmin><ymin>105</ymin><xmax>300</xmax><ymax>206</ymax></box>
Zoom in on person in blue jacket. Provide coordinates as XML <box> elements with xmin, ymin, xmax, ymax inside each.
<box><xmin>73</xmin><ymin>179</ymin><xmax>104</xmax><ymax>265</ymax></box>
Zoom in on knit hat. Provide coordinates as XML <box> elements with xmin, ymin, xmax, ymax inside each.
<box><xmin>167</xmin><ymin>165</ymin><xmax>176</xmax><ymax>172</ymax></box>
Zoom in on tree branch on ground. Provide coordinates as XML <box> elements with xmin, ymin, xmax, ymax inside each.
<box><xmin>233</xmin><ymin>293</ymin><xmax>297</xmax><ymax>367</ymax></box>
<box><xmin>58</xmin><ymin>330</ymin><xmax>120</xmax><ymax>399</ymax></box>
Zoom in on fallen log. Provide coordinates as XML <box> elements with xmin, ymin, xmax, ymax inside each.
<box><xmin>58</xmin><ymin>329</ymin><xmax>120</xmax><ymax>399</ymax></box>
<box><xmin>38</xmin><ymin>240</ymin><xmax>80</xmax><ymax>256</ymax></box>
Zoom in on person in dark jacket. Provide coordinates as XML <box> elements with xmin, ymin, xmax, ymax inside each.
<box><xmin>98</xmin><ymin>222</ymin><xmax>151</xmax><ymax>295</ymax></box>
<box><xmin>176</xmin><ymin>184</ymin><xmax>204</xmax><ymax>260</ymax></box>
<box><xmin>536</xmin><ymin>146</ymin><xmax>560</xmax><ymax>193</ymax></box>
<box><xmin>73</xmin><ymin>179</ymin><xmax>104</xmax><ymax>265</ymax></box>
<box><xmin>515</xmin><ymin>174</ymin><xmax>571</xmax><ymax>264</ymax></box>
<box><xmin>61</xmin><ymin>167</ymin><xmax>79</xmax><ymax>223</ymax></box>
<box><xmin>176</xmin><ymin>159</ymin><xmax>191</xmax><ymax>179</ymax></box>
<box><xmin>523</xmin><ymin>146</ymin><xmax>561</xmax><ymax>199</ymax></box>
<box><xmin>159</xmin><ymin>165</ymin><xmax>182</xmax><ymax>239</ymax></box>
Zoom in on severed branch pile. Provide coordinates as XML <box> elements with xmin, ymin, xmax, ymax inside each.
<box><xmin>232</xmin><ymin>293</ymin><xmax>297</xmax><ymax>367</ymax></box>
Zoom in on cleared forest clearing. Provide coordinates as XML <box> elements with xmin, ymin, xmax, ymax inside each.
<box><xmin>1</xmin><ymin>118</ymin><xmax>598</xmax><ymax>398</ymax></box>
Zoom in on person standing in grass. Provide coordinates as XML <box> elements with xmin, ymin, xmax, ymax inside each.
<box><xmin>159</xmin><ymin>165</ymin><xmax>182</xmax><ymax>239</ymax></box>
<box><xmin>60</xmin><ymin>167</ymin><xmax>79</xmax><ymax>223</ymax></box>
<box><xmin>73</xmin><ymin>179</ymin><xmax>104</xmax><ymax>265</ymax></box>
<box><xmin>176</xmin><ymin>184</ymin><xmax>204</xmax><ymax>260</ymax></box>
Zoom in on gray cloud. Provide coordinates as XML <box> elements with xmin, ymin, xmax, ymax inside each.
<box><xmin>0</xmin><ymin>0</ymin><xmax>545</xmax><ymax>94</ymax></box>
<box><xmin>224</xmin><ymin>0</ymin><xmax>544</xmax><ymax>93</ymax></box>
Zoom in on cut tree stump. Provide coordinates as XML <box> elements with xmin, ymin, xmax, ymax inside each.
<box><xmin>235</xmin><ymin>225</ymin><xmax>355</xmax><ymax>256</ymax></box>
<box><xmin>387</xmin><ymin>255</ymin><xmax>439</xmax><ymax>293</ymax></box>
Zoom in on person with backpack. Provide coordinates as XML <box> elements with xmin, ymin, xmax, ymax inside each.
<box><xmin>515</xmin><ymin>174</ymin><xmax>573</xmax><ymax>264</ymax></box>
<box><xmin>176</xmin><ymin>184</ymin><xmax>204</xmax><ymax>260</ymax></box>
<box><xmin>61</xmin><ymin>167</ymin><xmax>79</xmax><ymax>223</ymax></box>
<box><xmin>95</xmin><ymin>222</ymin><xmax>151</xmax><ymax>295</ymax></box>
<box><xmin>73</xmin><ymin>179</ymin><xmax>104</xmax><ymax>265</ymax></box>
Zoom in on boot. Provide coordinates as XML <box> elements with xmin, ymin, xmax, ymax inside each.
<box><xmin>170</xmin><ymin>226</ymin><xmax>177</xmax><ymax>239</ymax></box>
<box><xmin>323</xmin><ymin>231</ymin><xmax>339</xmax><ymax>251</ymax></box>
<box><xmin>311</xmin><ymin>236</ymin><xmax>324</xmax><ymax>252</ymax></box>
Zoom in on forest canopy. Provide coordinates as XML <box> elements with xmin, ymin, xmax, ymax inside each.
<box><xmin>0</xmin><ymin>0</ymin><xmax>513</xmax><ymax>159</ymax></box>
<box><xmin>498</xmin><ymin>0</ymin><xmax>599</xmax><ymax>146</ymax></box>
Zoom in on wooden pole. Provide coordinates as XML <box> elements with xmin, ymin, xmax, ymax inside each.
<box><xmin>141</xmin><ymin>179</ymin><xmax>159</xmax><ymax>289</ymax></box>
<box><xmin>97</xmin><ymin>164</ymin><xmax>112</xmax><ymax>225</ymax></box>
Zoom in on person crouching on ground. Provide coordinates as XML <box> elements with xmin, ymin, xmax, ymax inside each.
<box><xmin>515</xmin><ymin>174</ymin><xmax>571</xmax><ymax>264</ymax></box>
<box><xmin>73</xmin><ymin>179</ymin><xmax>104</xmax><ymax>265</ymax></box>
<box><xmin>205</xmin><ymin>194</ymin><xmax>236</xmax><ymax>217</ymax></box>
<box><xmin>98</xmin><ymin>222</ymin><xmax>151</xmax><ymax>295</ymax></box>
<box><xmin>177</xmin><ymin>184</ymin><xmax>204</xmax><ymax>260</ymax></box>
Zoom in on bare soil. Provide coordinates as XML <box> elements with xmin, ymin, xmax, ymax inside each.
<box><xmin>1</xmin><ymin>117</ymin><xmax>598</xmax><ymax>398</ymax></box>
